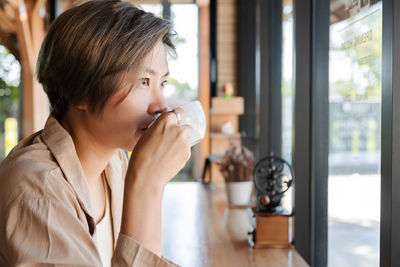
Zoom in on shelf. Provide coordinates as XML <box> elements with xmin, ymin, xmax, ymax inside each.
<box><xmin>210</xmin><ymin>132</ymin><xmax>241</xmax><ymax>139</ymax></box>
<box><xmin>210</xmin><ymin>110</ymin><xmax>244</xmax><ymax>115</ymax></box>
<box><xmin>211</xmin><ymin>97</ymin><xmax>244</xmax><ymax>115</ymax></box>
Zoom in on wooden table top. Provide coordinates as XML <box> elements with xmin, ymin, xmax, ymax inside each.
<box><xmin>161</xmin><ymin>182</ymin><xmax>309</xmax><ymax>267</ymax></box>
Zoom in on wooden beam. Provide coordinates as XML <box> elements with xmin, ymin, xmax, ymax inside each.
<box><xmin>33</xmin><ymin>0</ymin><xmax>46</xmax><ymax>11</ymax></box>
<box><xmin>14</xmin><ymin>0</ymin><xmax>35</xmax><ymax>73</ymax></box>
<box><xmin>30</xmin><ymin>0</ymin><xmax>46</xmax><ymax>56</ymax></box>
<box><xmin>0</xmin><ymin>8</ymin><xmax>16</xmax><ymax>33</ymax></box>
<box><xmin>4</xmin><ymin>0</ymin><xmax>18</xmax><ymax>8</ymax></box>
<box><xmin>61</xmin><ymin>0</ymin><xmax>74</xmax><ymax>12</ymax></box>
<box><xmin>3</xmin><ymin>2</ymin><xmax>18</xmax><ymax>23</ymax></box>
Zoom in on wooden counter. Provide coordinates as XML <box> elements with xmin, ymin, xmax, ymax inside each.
<box><xmin>161</xmin><ymin>182</ymin><xmax>309</xmax><ymax>267</ymax></box>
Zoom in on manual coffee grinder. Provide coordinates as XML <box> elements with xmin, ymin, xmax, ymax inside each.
<box><xmin>248</xmin><ymin>154</ymin><xmax>294</xmax><ymax>248</ymax></box>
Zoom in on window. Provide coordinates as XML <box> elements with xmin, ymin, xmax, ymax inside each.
<box><xmin>0</xmin><ymin>44</ymin><xmax>21</xmax><ymax>161</ymax></box>
<box><xmin>139</xmin><ymin>3</ymin><xmax>199</xmax><ymax>107</ymax></box>
<box><xmin>328</xmin><ymin>1</ymin><xmax>382</xmax><ymax>266</ymax></box>
<box><xmin>139</xmin><ymin>2</ymin><xmax>200</xmax><ymax>181</ymax></box>
<box><xmin>166</xmin><ymin>4</ymin><xmax>198</xmax><ymax>106</ymax></box>
<box><xmin>281</xmin><ymin>0</ymin><xmax>294</xmax><ymax>213</ymax></box>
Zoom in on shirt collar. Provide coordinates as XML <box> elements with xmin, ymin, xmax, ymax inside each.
<box><xmin>41</xmin><ymin>115</ymin><xmax>94</xmax><ymax>219</ymax></box>
<box><xmin>41</xmin><ymin>115</ymin><xmax>125</xmax><ymax>242</ymax></box>
<box><xmin>104</xmin><ymin>155</ymin><xmax>124</xmax><ymax>245</ymax></box>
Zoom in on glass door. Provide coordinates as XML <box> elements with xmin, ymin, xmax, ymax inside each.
<box><xmin>328</xmin><ymin>1</ymin><xmax>382</xmax><ymax>266</ymax></box>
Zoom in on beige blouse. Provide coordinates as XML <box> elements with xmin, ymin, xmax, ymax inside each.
<box><xmin>95</xmin><ymin>175</ymin><xmax>114</xmax><ymax>267</ymax></box>
<box><xmin>0</xmin><ymin>115</ymin><xmax>177</xmax><ymax>267</ymax></box>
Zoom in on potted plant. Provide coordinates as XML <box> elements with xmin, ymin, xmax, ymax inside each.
<box><xmin>219</xmin><ymin>144</ymin><xmax>255</xmax><ymax>207</ymax></box>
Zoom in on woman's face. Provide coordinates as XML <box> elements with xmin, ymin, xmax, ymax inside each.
<box><xmin>84</xmin><ymin>40</ymin><xmax>169</xmax><ymax>151</ymax></box>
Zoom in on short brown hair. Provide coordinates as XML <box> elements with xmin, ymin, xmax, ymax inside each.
<box><xmin>37</xmin><ymin>0</ymin><xmax>175</xmax><ymax>120</ymax></box>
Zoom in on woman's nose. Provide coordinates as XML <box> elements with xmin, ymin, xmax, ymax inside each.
<box><xmin>147</xmin><ymin>87</ymin><xmax>166</xmax><ymax>114</ymax></box>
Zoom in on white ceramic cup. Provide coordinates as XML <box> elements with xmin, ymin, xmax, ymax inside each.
<box><xmin>177</xmin><ymin>101</ymin><xmax>206</xmax><ymax>147</ymax></box>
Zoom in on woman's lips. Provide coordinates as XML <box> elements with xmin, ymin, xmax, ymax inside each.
<box><xmin>139</xmin><ymin>113</ymin><xmax>161</xmax><ymax>132</ymax></box>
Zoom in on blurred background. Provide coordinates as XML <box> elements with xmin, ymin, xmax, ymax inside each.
<box><xmin>0</xmin><ymin>0</ymin><xmax>395</xmax><ymax>266</ymax></box>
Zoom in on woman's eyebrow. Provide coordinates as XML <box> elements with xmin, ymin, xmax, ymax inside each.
<box><xmin>143</xmin><ymin>67</ymin><xmax>169</xmax><ymax>78</ymax></box>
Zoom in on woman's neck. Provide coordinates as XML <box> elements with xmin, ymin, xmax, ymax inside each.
<box><xmin>60</xmin><ymin>110</ymin><xmax>116</xmax><ymax>184</ymax></box>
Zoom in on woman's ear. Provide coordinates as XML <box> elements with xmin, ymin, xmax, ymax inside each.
<box><xmin>74</xmin><ymin>103</ymin><xmax>88</xmax><ymax>111</ymax></box>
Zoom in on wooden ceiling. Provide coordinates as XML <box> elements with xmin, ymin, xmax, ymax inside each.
<box><xmin>0</xmin><ymin>0</ymin><xmax>50</xmax><ymax>136</ymax></box>
<box><xmin>0</xmin><ymin>0</ymin><xmax>48</xmax><ymax>67</ymax></box>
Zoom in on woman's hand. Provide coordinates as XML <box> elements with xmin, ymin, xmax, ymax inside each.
<box><xmin>120</xmin><ymin>108</ymin><xmax>193</xmax><ymax>256</ymax></box>
<box><xmin>126</xmin><ymin>108</ymin><xmax>193</xmax><ymax>190</ymax></box>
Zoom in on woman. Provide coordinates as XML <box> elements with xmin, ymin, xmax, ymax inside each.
<box><xmin>0</xmin><ymin>1</ymin><xmax>192</xmax><ymax>266</ymax></box>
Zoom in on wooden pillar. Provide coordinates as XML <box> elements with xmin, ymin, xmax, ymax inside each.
<box><xmin>195</xmin><ymin>0</ymin><xmax>211</xmax><ymax>178</ymax></box>
<box><xmin>61</xmin><ymin>0</ymin><xmax>74</xmax><ymax>12</ymax></box>
<box><xmin>14</xmin><ymin>0</ymin><xmax>49</xmax><ymax>137</ymax></box>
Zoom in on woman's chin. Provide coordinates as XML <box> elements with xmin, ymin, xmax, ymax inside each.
<box><xmin>122</xmin><ymin>132</ymin><xmax>142</xmax><ymax>151</ymax></box>
<box><xmin>122</xmin><ymin>141</ymin><xmax>138</xmax><ymax>152</ymax></box>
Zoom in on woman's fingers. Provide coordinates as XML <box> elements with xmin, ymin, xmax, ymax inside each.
<box><xmin>157</xmin><ymin>107</ymin><xmax>185</xmax><ymax>125</ymax></box>
<box><xmin>170</xmin><ymin>107</ymin><xmax>184</xmax><ymax>124</ymax></box>
<box><xmin>178</xmin><ymin>124</ymin><xmax>193</xmax><ymax>142</ymax></box>
<box><xmin>127</xmin><ymin>107</ymin><xmax>194</xmax><ymax>186</ymax></box>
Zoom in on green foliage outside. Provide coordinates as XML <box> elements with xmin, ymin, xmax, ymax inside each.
<box><xmin>165</xmin><ymin>32</ymin><xmax>198</xmax><ymax>100</ymax></box>
<box><xmin>0</xmin><ymin>45</ymin><xmax>20</xmax><ymax>121</ymax></box>
<box><xmin>0</xmin><ymin>43</ymin><xmax>21</xmax><ymax>161</ymax></box>
<box><xmin>330</xmin><ymin>7</ymin><xmax>382</xmax><ymax>100</ymax></box>
<box><xmin>329</xmin><ymin>5</ymin><xmax>382</xmax><ymax>156</ymax></box>
<box><xmin>167</xmin><ymin>77</ymin><xmax>196</xmax><ymax>99</ymax></box>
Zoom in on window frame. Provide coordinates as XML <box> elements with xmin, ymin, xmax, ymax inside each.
<box><xmin>380</xmin><ymin>0</ymin><xmax>400</xmax><ymax>265</ymax></box>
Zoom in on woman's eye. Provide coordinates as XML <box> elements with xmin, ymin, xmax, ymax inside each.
<box><xmin>161</xmin><ymin>80</ymin><xmax>168</xmax><ymax>88</ymax></box>
<box><xmin>140</xmin><ymin>78</ymin><xmax>150</xmax><ymax>87</ymax></box>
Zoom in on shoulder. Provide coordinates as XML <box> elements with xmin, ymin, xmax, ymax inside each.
<box><xmin>2</xmin><ymin>133</ymin><xmax>58</xmax><ymax>173</ymax></box>
<box><xmin>0</xmin><ymin>132</ymin><xmax>72</xmax><ymax>214</ymax></box>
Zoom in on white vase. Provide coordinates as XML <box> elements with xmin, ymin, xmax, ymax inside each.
<box><xmin>225</xmin><ymin>181</ymin><xmax>253</xmax><ymax>207</ymax></box>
